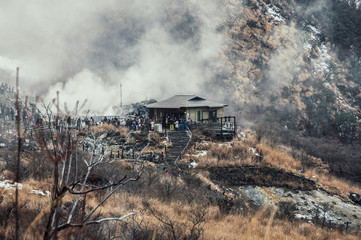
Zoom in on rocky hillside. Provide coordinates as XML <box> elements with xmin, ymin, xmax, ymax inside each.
<box><xmin>211</xmin><ymin>0</ymin><xmax>361</xmax><ymax>183</ymax></box>
<box><xmin>219</xmin><ymin>0</ymin><xmax>361</xmax><ymax>138</ymax></box>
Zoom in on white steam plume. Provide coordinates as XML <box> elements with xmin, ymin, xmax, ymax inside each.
<box><xmin>0</xmin><ymin>0</ymin><xmax>226</xmax><ymax>115</ymax></box>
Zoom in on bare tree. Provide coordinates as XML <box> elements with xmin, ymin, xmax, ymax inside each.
<box><xmin>18</xmin><ymin>91</ymin><xmax>148</xmax><ymax>239</ymax></box>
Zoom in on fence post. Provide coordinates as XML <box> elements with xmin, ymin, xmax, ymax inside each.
<box><xmin>233</xmin><ymin>116</ymin><xmax>236</xmax><ymax>137</ymax></box>
<box><xmin>220</xmin><ymin>117</ymin><xmax>223</xmax><ymax>138</ymax></box>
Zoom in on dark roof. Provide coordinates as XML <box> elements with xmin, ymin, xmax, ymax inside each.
<box><xmin>146</xmin><ymin>95</ymin><xmax>228</xmax><ymax>109</ymax></box>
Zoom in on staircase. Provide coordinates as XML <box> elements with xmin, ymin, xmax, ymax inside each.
<box><xmin>165</xmin><ymin>130</ymin><xmax>191</xmax><ymax>163</ymax></box>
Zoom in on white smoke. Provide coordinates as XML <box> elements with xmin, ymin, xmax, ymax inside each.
<box><xmin>0</xmin><ymin>0</ymin><xmax>226</xmax><ymax>115</ymax></box>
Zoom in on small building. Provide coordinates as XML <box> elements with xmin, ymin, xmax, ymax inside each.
<box><xmin>146</xmin><ymin>95</ymin><xmax>228</xmax><ymax>122</ymax></box>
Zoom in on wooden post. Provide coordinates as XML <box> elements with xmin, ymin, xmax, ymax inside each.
<box><xmin>233</xmin><ymin>116</ymin><xmax>236</xmax><ymax>137</ymax></box>
<box><xmin>220</xmin><ymin>117</ymin><xmax>223</xmax><ymax>138</ymax></box>
<box><xmin>345</xmin><ymin>221</ymin><xmax>351</xmax><ymax>231</ymax></box>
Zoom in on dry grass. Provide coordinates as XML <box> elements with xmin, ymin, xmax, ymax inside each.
<box><xmin>255</xmin><ymin>143</ymin><xmax>302</xmax><ymax>173</ymax></box>
<box><xmin>90</xmin><ymin>124</ymin><xmax>129</xmax><ymax>137</ymax></box>
<box><xmin>194</xmin><ymin>141</ymin><xmax>252</xmax><ymax>168</ymax></box>
<box><xmin>118</xmin><ymin>127</ymin><xmax>130</xmax><ymax>138</ymax></box>
<box><xmin>204</xmin><ymin>208</ymin><xmax>358</xmax><ymax>240</ymax></box>
<box><xmin>305</xmin><ymin>169</ymin><xmax>361</xmax><ymax>197</ymax></box>
<box><xmin>90</xmin><ymin>123</ymin><xmax>117</xmax><ymax>133</ymax></box>
<box><xmin>1</xmin><ymin>127</ymin><xmax>360</xmax><ymax>238</ymax></box>
<box><xmin>192</xmin><ymin>132</ymin><xmax>361</xmax><ymax>197</ymax></box>
<box><xmin>1</xmin><ymin>176</ymin><xmax>360</xmax><ymax>239</ymax></box>
<box><xmin>148</xmin><ymin>132</ymin><xmax>161</xmax><ymax>146</ymax></box>
<box><xmin>136</xmin><ymin>197</ymin><xmax>360</xmax><ymax>240</ymax></box>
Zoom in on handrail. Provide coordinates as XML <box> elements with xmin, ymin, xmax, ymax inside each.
<box><xmin>174</xmin><ymin>126</ymin><xmax>192</xmax><ymax>171</ymax></box>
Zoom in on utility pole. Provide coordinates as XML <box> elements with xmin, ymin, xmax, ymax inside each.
<box><xmin>15</xmin><ymin>67</ymin><xmax>20</xmax><ymax>240</ymax></box>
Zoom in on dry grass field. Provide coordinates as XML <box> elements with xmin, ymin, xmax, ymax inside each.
<box><xmin>1</xmin><ymin>126</ymin><xmax>361</xmax><ymax>239</ymax></box>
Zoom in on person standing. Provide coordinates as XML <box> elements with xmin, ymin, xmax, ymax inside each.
<box><xmin>77</xmin><ymin>118</ymin><xmax>81</xmax><ymax>130</ymax></box>
<box><xmin>165</xmin><ymin>116</ymin><xmax>169</xmax><ymax>129</ymax></box>
<box><xmin>170</xmin><ymin>118</ymin><xmax>174</xmax><ymax>131</ymax></box>
<box><xmin>150</xmin><ymin>120</ymin><xmax>155</xmax><ymax>131</ymax></box>
<box><xmin>67</xmin><ymin>116</ymin><xmax>72</xmax><ymax>130</ymax></box>
<box><xmin>175</xmin><ymin>120</ymin><xmax>179</xmax><ymax>131</ymax></box>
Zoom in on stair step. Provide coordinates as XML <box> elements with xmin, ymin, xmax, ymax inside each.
<box><xmin>165</xmin><ymin>131</ymin><xmax>190</xmax><ymax>162</ymax></box>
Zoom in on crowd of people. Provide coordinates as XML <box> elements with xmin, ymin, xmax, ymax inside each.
<box><xmin>0</xmin><ymin>82</ymin><xmax>14</xmax><ymax>94</ymax></box>
<box><xmin>159</xmin><ymin>115</ymin><xmax>193</xmax><ymax>131</ymax></box>
<box><xmin>0</xmin><ymin>82</ymin><xmax>15</xmax><ymax>122</ymax></box>
<box><xmin>0</xmin><ymin>104</ymin><xmax>15</xmax><ymax>121</ymax></box>
<box><xmin>1</xmin><ymin>102</ymin><xmax>194</xmax><ymax>134</ymax></box>
<box><xmin>98</xmin><ymin>115</ymin><xmax>193</xmax><ymax>132</ymax></box>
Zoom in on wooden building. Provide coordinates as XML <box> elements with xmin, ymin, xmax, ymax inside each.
<box><xmin>146</xmin><ymin>95</ymin><xmax>228</xmax><ymax>122</ymax></box>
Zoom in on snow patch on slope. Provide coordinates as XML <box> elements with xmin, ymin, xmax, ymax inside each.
<box><xmin>266</xmin><ymin>4</ymin><xmax>285</xmax><ymax>25</ymax></box>
<box><xmin>315</xmin><ymin>44</ymin><xmax>332</xmax><ymax>74</ymax></box>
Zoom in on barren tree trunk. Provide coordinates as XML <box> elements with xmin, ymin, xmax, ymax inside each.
<box><xmin>44</xmin><ymin>161</ymin><xmax>59</xmax><ymax>240</ymax></box>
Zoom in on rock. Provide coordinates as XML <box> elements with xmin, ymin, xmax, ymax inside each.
<box><xmin>283</xmin><ymin>192</ymin><xmax>293</xmax><ymax>198</ymax></box>
<box><xmin>99</xmin><ymin>132</ymin><xmax>108</xmax><ymax>139</ymax></box>
<box><xmin>243</xmin><ymin>186</ymin><xmax>270</xmax><ymax>206</ymax></box>
<box><xmin>349</xmin><ymin>193</ymin><xmax>361</xmax><ymax>205</ymax></box>
<box><xmin>190</xmin><ymin>161</ymin><xmax>197</xmax><ymax>168</ymax></box>
<box><xmin>30</xmin><ymin>190</ymin><xmax>50</xmax><ymax>197</ymax></box>
<box><xmin>0</xmin><ymin>180</ymin><xmax>22</xmax><ymax>190</ymax></box>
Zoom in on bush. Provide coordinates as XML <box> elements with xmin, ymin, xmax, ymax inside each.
<box><xmin>276</xmin><ymin>201</ymin><xmax>297</xmax><ymax>221</ymax></box>
<box><xmin>148</xmin><ymin>132</ymin><xmax>161</xmax><ymax>146</ymax></box>
<box><xmin>336</xmin><ymin>111</ymin><xmax>357</xmax><ymax>124</ymax></box>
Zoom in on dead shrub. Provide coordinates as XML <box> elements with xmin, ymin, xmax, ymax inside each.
<box><xmin>91</xmin><ymin>123</ymin><xmax>116</xmax><ymax>133</ymax></box>
<box><xmin>231</xmin><ymin>141</ymin><xmax>250</xmax><ymax>160</ymax></box>
<box><xmin>194</xmin><ymin>141</ymin><xmax>210</xmax><ymax>151</ymax></box>
<box><xmin>256</xmin><ymin>143</ymin><xmax>302</xmax><ymax>173</ymax></box>
<box><xmin>208</xmin><ymin>143</ymin><xmax>233</xmax><ymax>161</ymax></box>
<box><xmin>118</xmin><ymin>127</ymin><xmax>129</xmax><ymax>138</ymax></box>
<box><xmin>90</xmin><ymin>124</ymin><xmax>129</xmax><ymax>138</ymax></box>
<box><xmin>191</xmin><ymin>128</ymin><xmax>214</xmax><ymax>143</ymax></box>
<box><xmin>126</xmin><ymin>137</ymin><xmax>136</xmax><ymax>144</ymax></box>
<box><xmin>148</xmin><ymin>132</ymin><xmax>161</xmax><ymax>146</ymax></box>
<box><xmin>276</xmin><ymin>201</ymin><xmax>297</xmax><ymax>221</ymax></box>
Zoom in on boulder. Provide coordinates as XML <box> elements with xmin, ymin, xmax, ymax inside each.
<box><xmin>349</xmin><ymin>193</ymin><xmax>361</xmax><ymax>205</ymax></box>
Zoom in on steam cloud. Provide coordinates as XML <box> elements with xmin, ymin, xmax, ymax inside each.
<box><xmin>0</xmin><ymin>0</ymin><xmax>225</xmax><ymax>115</ymax></box>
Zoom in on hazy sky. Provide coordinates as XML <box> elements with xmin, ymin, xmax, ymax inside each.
<box><xmin>0</xmin><ymin>0</ymin><xmax>225</xmax><ymax>114</ymax></box>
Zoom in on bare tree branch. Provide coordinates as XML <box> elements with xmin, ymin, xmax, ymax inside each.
<box><xmin>57</xmin><ymin>212</ymin><xmax>136</xmax><ymax>231</ymax></box>
<box><xmin>66</xmin><ymin>175</ymin><xmax>127</xmax><ymax>195</ymax></box>
<box><xmin>83</xmin><ymin>171</ymin><xmax>142</xmax><ymax>223</ymax></box>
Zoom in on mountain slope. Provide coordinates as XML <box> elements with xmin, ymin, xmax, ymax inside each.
<box><xmin>213</xmin><ymin>0</ymin><xmax>361</xmax><ymax>182</ymax></box>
